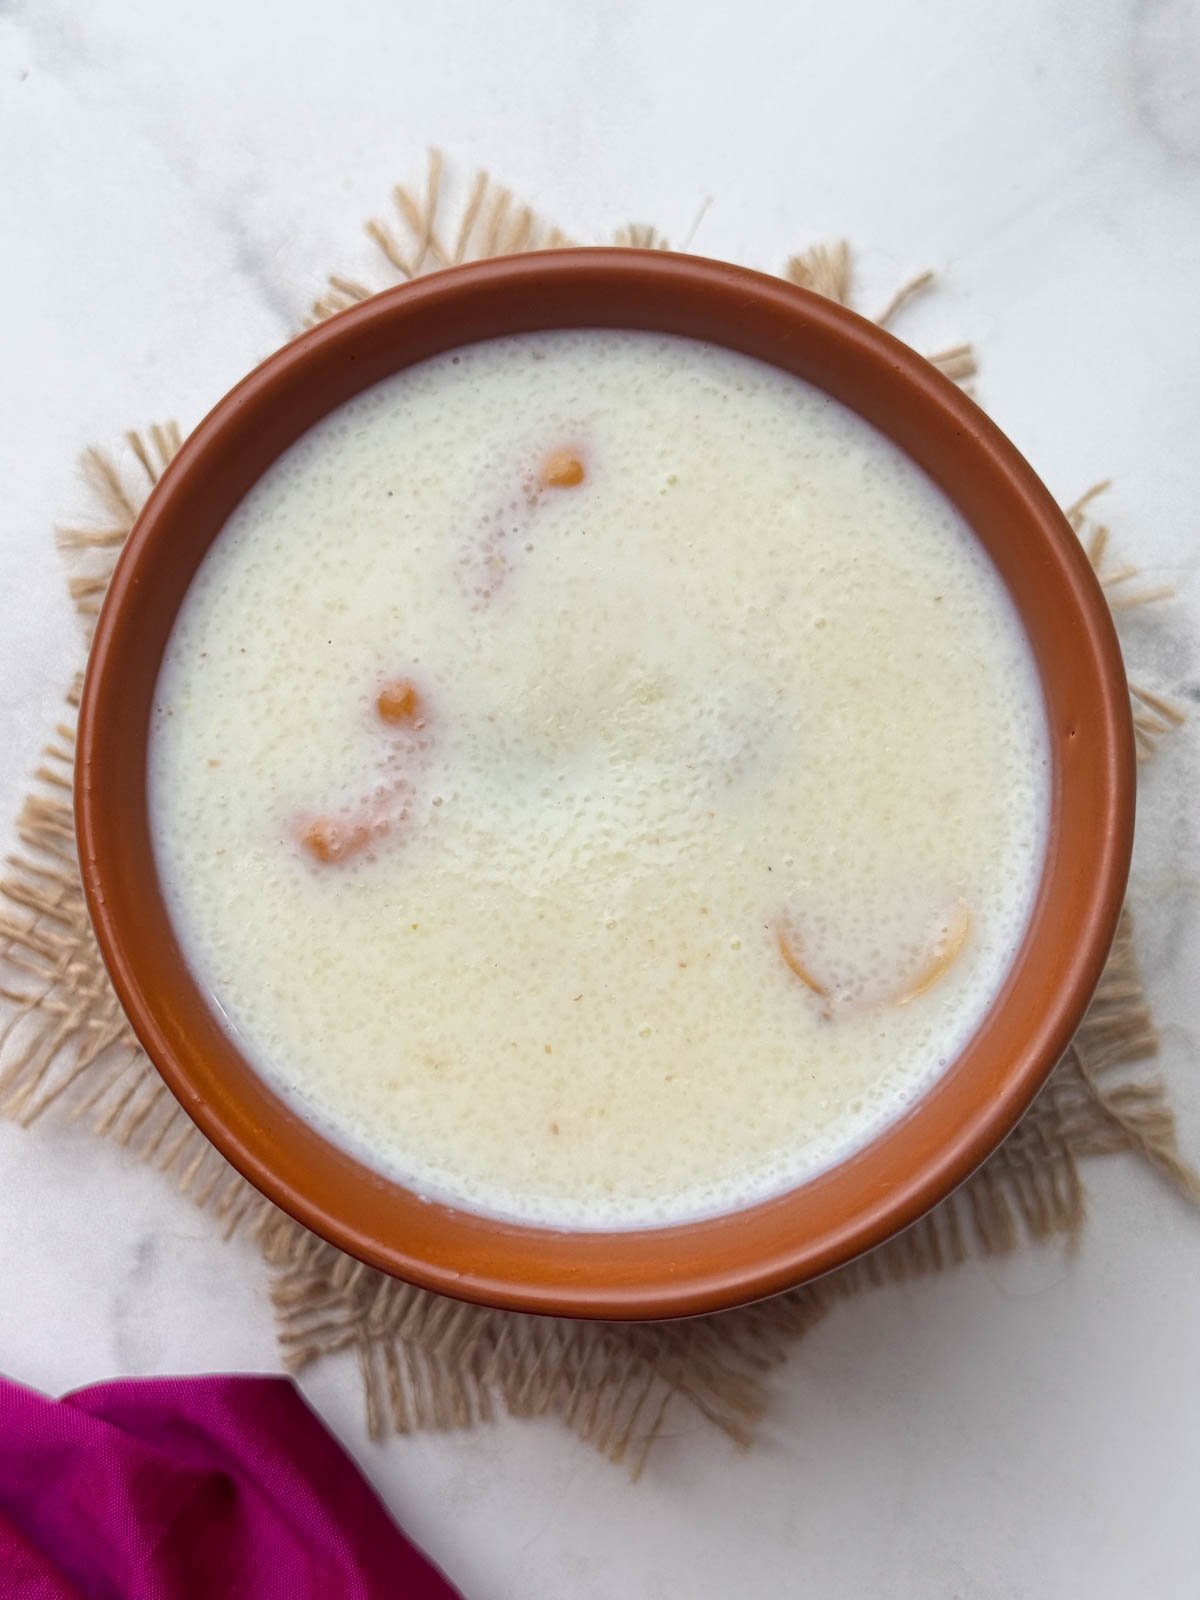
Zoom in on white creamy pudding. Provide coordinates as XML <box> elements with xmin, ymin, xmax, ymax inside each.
<box><xmin>149</xmin><ymin>329</ymin><xmax>1049</xmax><ymax>1228</ymax></box>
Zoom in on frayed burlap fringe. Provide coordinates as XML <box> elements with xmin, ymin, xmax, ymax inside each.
<box><xmin>3</xmin><ymin>154</ymin><xmax>1197</xmax><ymax>1476</ymax></box>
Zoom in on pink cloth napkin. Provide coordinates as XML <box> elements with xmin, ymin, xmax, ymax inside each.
<box><xmin>0</xmin><ymin>1373</ymin><xmax>461</xmax><ymax>1598</ymax></box>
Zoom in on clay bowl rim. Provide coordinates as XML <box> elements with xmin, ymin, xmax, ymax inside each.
<box><xmin>76</xmin><ymin>248</ymin><xmax>1135</xmax><ymax>1321</ymax></box>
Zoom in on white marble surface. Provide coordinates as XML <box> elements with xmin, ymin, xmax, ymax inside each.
<box><xmin>2</xmin><ymin>1</ymin><xmax>1200</xmax><ymax>1594</ymax></box>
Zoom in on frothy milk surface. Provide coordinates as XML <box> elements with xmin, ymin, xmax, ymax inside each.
<box><xmin>150</xmin><ymin>330</ymin><xmax>1049</xmax><ymax>1228</ymax></box>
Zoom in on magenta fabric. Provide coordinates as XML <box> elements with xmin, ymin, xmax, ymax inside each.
<box><xmin>0</xmin><ymin>1373</ymin><xmax>461</xmax><ymax>1599</ymax></box>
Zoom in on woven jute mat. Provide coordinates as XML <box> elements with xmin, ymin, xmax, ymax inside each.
<box><xmin>2</xmin><ymin>154</ymin><xmax>1197</xmax><ymax>1477</ymax></box>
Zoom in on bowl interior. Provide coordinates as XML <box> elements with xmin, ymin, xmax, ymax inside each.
<box><xmin>76</xmin><ymin>250</ymin><xmax>1134</xmax><ymax>1318</ymax></box>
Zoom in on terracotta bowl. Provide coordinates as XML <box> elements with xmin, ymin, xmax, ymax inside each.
<box><xmin>76</xmin><ymin>250</ymin><xmax>1134</xmax><ymax>1319</ymax></box>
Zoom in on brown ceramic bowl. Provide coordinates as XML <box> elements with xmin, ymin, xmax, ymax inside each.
<box><xmin>76</xmin><ymin>250</ymin><xmax>1134</xmax><ymax>1319</ymax></box>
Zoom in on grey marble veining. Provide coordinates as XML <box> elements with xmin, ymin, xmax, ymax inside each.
<box><xmin>1131</xmin><ymin>0</ymin><xmax>1200</xmax><ymax>160</ymax></box>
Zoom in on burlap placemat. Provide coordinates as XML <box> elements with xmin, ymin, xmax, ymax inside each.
<box><xmin>2</xmin><ymin>154</ymin><xmax>1196</xmax><ymax>1477</ymax></box>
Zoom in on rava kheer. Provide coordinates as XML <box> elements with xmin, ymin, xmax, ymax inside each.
<box><xmin>149</xmin><ymin>330</ymin><xmax>1049</xmax><ymax>1228</ymax></box>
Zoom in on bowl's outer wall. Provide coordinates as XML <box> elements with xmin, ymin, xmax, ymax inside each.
<box><xmin>76</xmin><ymin>251</ymin><xmax>1135</xmax><ymax>1318</ymax></box>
